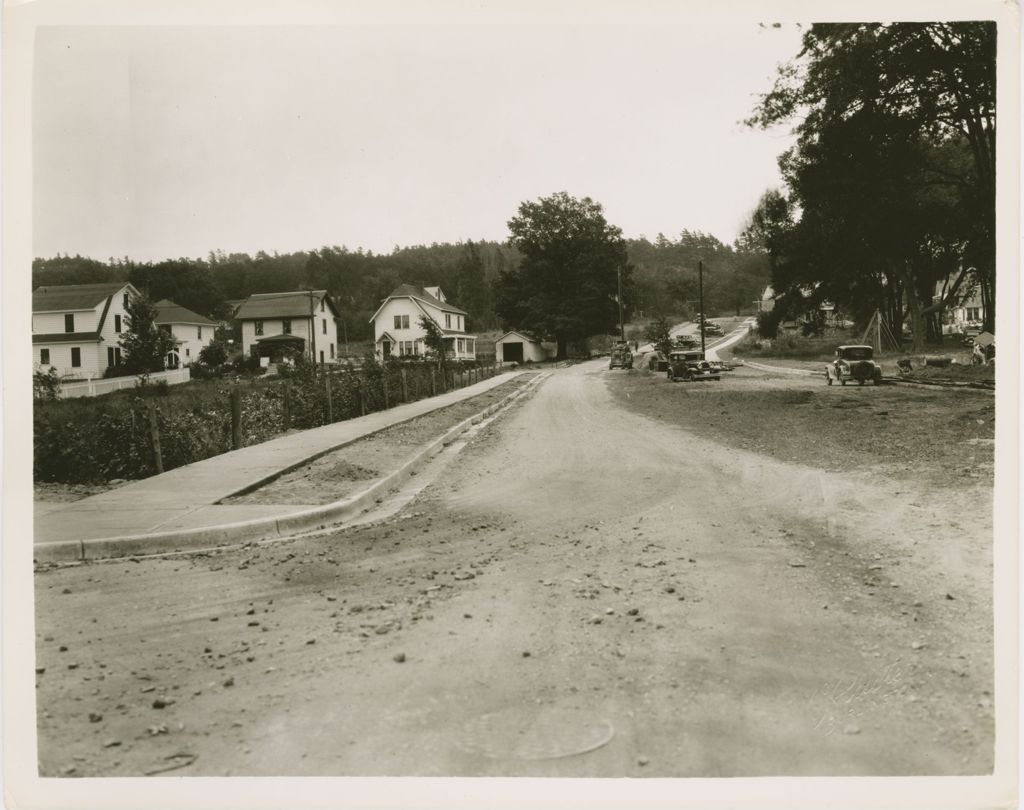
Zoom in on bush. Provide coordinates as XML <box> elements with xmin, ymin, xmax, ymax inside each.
<box><xmin>33</xmin><ymin>368</ymin><xmax>62</xmax><ymax>401</ymax></box>
<box><xmin>198</xmin><ymin>341</ymin><xmax>229</xmax><ymax>367</ymax></box>
<box><xmin>33</xmin><ymin>356</ymin><xmax>502</xmax><ymax>484</ymax></box>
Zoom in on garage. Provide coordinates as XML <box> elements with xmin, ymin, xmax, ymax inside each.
<box><xmin>495</xmin><ymin>330</ymin><xmax>551</xmax><ymax>364</ymax></box>
<box><xmin>502</xmin><ymin>341</ymin><xmax>524</xmax><ymax>363</ymax></box>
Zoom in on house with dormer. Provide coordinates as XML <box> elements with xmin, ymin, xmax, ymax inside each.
<box><xmin>370</xmin><ymin>285</ymin><xmax>476</xmax><ymax>361</ymax></box>
<box><xmin>235</xmin><ymin>290</ymin><xmax>341</xmax><ymax>365</ymax></box>
<box><xmin>32</xmin><ymin>281</ymin><xmax>140</xmax><ymax>379</ymax></box>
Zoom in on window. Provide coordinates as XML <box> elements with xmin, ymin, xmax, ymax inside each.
<box><xmin>457</xmin><ymin>315</ymin><xmax>462</xmax><ymax>330</ymax></box>
<box><xmin>394</xmin><ymin>314</ymin><xmax>410</xmax><ymax>330</ymax></box>
<box><xmin>320</xmin><ymin>299</ymin><xmax>325</xmax><ymax>312</ymax></box>
<box><xmin>71</xmin><ymin>347</ymin><xmax>81</xmax><ymax>367</ymax></box>
<box><xmin>40</xmin><ymin>348</ymin><xmax>50</xmax><ymax>365</ymax></box>
<box><xmin>282</xmin><ymin>319</ymin><xmax>292</xmax><ymax>334</ymax></box>
<box><xmin>114</xmin><ymin>314</ymin><xmax>122</xmax><ymax>332</ymax></box>
<box><xmin>399</xmin><ymin>340</ymin><xmax>416</xmax><ymax>356</ymax></box>
<box><xmin>445</xmin><ymin>313</ymin><xmax>451</xmax><ymax>329</ymax></box>
<box><xmin>123</xmin><ymin>293</ymin><xmax>129</xmax><ymax>309</ymax></box>
<box><xmin>319</xmin><ymin>350</ymin><xmax>325</xmax><ymax>364</ymax></box>
<box><xmin>107</xmin><ymin>347</ymin><xmax>114</xmax><ymax>367</ymax></box>
<box><xmin>197</xmin><ymin>326</ymin><xmax>203</xmax><ymax>339</ymax></box>
<box><xmin>64</xmin><ymin>314</ymin><xmax>75</xmax><ymax>333</ymax></box>
<box><xmin>322</xmin><ymin>320</ymin><xmax>327</xmax><ymax>334</ymax></box>
<box><xmin>186</xmin><ymin>348</ymin><xmax>190</xmax><ymax>358</ymax></box>
<box><xmin>254</xmin><ymin>320</ymin><xmax>264</xmax><ymax>336</ymax></box>
<box><xmin>330</xmin><ymin>343</ymin><xmax>335</xmax><ymax>359</ymax></box>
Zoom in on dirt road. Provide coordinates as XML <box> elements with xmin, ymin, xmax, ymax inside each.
<box><xmin>34</xmin><ymin>361</ymin><xmax>993</xmax><ymax>777</ymax></box>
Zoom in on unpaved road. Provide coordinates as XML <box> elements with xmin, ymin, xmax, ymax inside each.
<box><xmin>34</xmin><ymin>361</ymin><xmax>993</xmax><ymax>777</ymax></box>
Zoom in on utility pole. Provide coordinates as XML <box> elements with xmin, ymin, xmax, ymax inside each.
<box><xmin>307</xmin><ymin>290</ymin><xmax>318</xmax><ymax>368</ymax></box>
<box><xmin>698</xmin><ymin>260</ymin><xmax>706</xmax><ymax>357</ymax></box>
<box><xmin>617</xmin><ymin>265</ymin><xmax>625</xmax><ymax>342</ymax></box>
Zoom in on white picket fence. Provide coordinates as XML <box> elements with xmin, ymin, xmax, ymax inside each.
<box><xmin>58</xmin><ymin>368</ymin><xmax>192</xmax><ymax>399</ymax></box>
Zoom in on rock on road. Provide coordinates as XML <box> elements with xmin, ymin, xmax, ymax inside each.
<box><xmin>34</xmin><ymin>360</ymin><xmax>993</xmax><ymax>778</ymax></box>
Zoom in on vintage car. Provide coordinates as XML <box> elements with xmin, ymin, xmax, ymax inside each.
<box><xmin>825</xmin><ymin>344</ymin><xmax>884</xmax><ymax>386</ymax></box>
<box><xmin>608</xmin><ymin>344</ymin><xmax>633</xmax><ymax>369</ymax></box>
<box><xmin>667</xmin><ymin>350</ymin><xmax>720</xmax><ymax>382</ymax></box>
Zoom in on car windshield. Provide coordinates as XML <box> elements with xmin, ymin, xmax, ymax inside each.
<box><xmin>840</xmin><ymin>347</ymin><xmax>873</xmax><ymax>360</ymax></box>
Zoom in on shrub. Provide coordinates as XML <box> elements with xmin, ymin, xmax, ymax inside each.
<box><xmin>33</xmin><ymin>368</ymin><xmax>62</xmax><ymax>401</ymax></box>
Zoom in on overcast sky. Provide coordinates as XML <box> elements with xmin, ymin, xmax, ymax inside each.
<box><xmin>33</xmin><ymin>23</ymin><xmax>803</xmax><ymax>261</ymax></box>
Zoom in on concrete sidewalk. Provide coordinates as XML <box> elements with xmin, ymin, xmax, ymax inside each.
<box><xmin>34</xmin><ymin>371</ymin><xmax>529</xmax><ymax>560</ymax></box>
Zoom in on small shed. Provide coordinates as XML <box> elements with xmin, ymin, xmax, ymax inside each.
<box><xmin>495</xmin><ymin>330</ymin><xmax>551</xmax><ymax>363</ymax></box>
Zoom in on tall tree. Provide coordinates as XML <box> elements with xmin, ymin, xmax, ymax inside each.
<box><xmin>495</xmin><ymin>192</ymin><xmax>631</xmax><ymax>359</ymax></box>
<box><xmin>749</xmin><ymin>22</ymin><xmax>996</xmax><ymax>336</ymax></box>
<box><xmin>120</xmin><ymin>294</ymin><xmax>178</xmax><ymax>374</ymax></box>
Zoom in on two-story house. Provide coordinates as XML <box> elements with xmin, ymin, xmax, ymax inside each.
<box><xmin>370</xmin><ymin>284</ymin><xmax>476</xmax><ymax>361</ymax></box>
<box><xmin>234</xmin><ymin>290</ymin><xmax>340</xmax><ymax>364</ymax></box>
<box><xmin>32</xmin><ymin>281</ymin><xmax>140</xmax><ymax>379</ymax></box>
<box><xmin>153</xmin><ymin>299</ymin><xmax>218</xmax><ymax>368</ymax></box>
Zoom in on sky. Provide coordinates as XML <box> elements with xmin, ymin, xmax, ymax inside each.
<box><xmin>33</xmin><ymin>23</ymin><xmax>803</xmax><ymax>262</ymax></box>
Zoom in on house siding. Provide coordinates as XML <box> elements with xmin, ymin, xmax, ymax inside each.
<box><xmin>33</xmin><ymin>284</ymin><xmax>135</xmax><ymax>378</ymax></box>
<box><xmin>240</xmin><ymin>307</ymin><xmax>337</xmax><ymax>362</ymax></box>
<box><xmin>372</xmin><ymin>294</ymin><xmax>475</xmax><ymax>360</ymax></box>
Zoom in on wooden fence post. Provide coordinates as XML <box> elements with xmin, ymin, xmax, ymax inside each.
<box><xmin>230</xmin><ymin>388</ymin><xmax>242</xmax><ymax>450</ymax></box>
<box><xmin>357</xmin><ymin>377</ymin><xmax>366</xmax><ymax>416</ymax></box>
<box><xmin>401</xmin><ymin>368</ymin><xmax>408</xmax><ymax>402</ymax></box>
<box><xmin>283</xmin><ymin>383</ymin><xmax>292</xmax><ymax>429</ymax></box>
<box><xmin>147</xmin><ymin>401</ymin><xmax>164</xmax><ymax>474</ymax></box>
<box><xmin>325</xmin><ymin>375</ymin><xmax>333</xmax><ymax>423</ymax></box>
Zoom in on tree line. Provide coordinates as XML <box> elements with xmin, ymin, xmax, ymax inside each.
<box><xmin>744</xmin><ymin>22</ymin><xmax>995</xmax><ymax>349</ymax></box>
<box><xmin>34</xmin><ymin>225</ymin><xmax>772</xmax><ymax>351</ymax></box>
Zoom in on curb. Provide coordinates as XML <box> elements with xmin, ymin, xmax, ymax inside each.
<box><xmin>34</xmin><ymin>373</ymin><xmax>548</xmax><ymax>564</ymax></box>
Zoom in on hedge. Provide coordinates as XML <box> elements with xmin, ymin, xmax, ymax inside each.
<box><xmin>34</xmin><ymin>359</ymin><xmax>496</xmax><ymax>484</ymax></box>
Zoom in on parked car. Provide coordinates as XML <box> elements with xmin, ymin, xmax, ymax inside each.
<box><xmin>609</xmin><ymin>344</ymin><xmax>633</xmax><ymax>369</ymax></box>
<box><xmin>667</xmin><ymin>350</ymin><xmax>721</xmax><ymax>382</ymax></box>
<box><xmin>825</xmin><ymin>345</ymin><xmax>883</xmax><ymax>386</ymax></box>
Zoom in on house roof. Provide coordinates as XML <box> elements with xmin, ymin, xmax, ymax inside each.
<box><xmin>33</xmin><ymin>332</ymin><xmax>103</xmax><ymax>344</ymax></box>
<box><xmin>495</xmin><ymin>329</ymin><xmax>543</xmax><ymax>344</ymax></box>
<box><xmin>235</xmin><ymin>291</ymin><xmax>337</xmax><ymax>320</ymax></box>
<box><xmin>373</xmin><ymin>284</ymin><xmax>468</xmax><ymax>320</ymax></box>
<box><xmin>255</xmin><ymin>333</ymin><xmax>306</xmax><ymax>344</ymax></box>
<box><xmin>154</xmin><ymin>299</ymin><xmax>218</xmax><ymax>326</ymax></box>
<box><xmin>32</xmin><ymin>282</ymin><xmax>134</xmax><ymax>312</ymax></box>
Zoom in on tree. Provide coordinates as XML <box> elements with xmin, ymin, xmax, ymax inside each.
<box><xmin>120</xmin><ymin>294</ymin><xmax>177</xmax><ymax>375</ymax></box>
<box><xmin>495</xmin><ymin>192</ymin><xmax>631</xmax><ymax>359</ymax></box>
<box><xmin>643</xmin><ymin>314</ymin><xmax>673</xmax><ymax>357</ymax></box>
<box><xmin>748</xmin><ymin>22</ymin><xmax>996</xmax><ymax>338</ymax></box>
<box><xmin>418</xmin><ymin>315</ymin><xmax>447</xmax><ymax>370</ymax></box>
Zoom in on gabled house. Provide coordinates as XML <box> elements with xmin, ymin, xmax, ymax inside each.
<box><xmin>153</xmin><ymin>299</ymin><xmax>218</xmax><ymax>368</ymax></box>
<box><xmin>370</xmin><ymin>284</ymin><xmax>476</xmax><ymax>361</ymax></box>
<box><xmin>235</xmin><ymin>290</ymin><xmax>340</xmax><ymax>364</ymax></box>
<box><xmin>32</xmin><ymin>281</ymin><xmax>140</xmax><ymax>379</ymax></box>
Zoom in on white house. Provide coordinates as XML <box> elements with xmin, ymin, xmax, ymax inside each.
<box><xmin>235</xmin><ymin>290</ymin><xmax>340</xmax><ymax>364</ymax></box>
<box><xmin>370</xmin><ymin>284</ymin><xmax>476</xmax><ymax>361</ymax></box>
<box><xmin>153</xmin><ymin>299</ymin><xmax>218</xmax><ymax>368</ymax></box>
<box><xmin>32</xmin><ymin>281</ymin><xmax>140</xmax><ymax>379</ymax></box>
<box><xmin>495</xmin><ymin>330</ymin><xmax>552</xmax><ymax>363</ymax></box>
